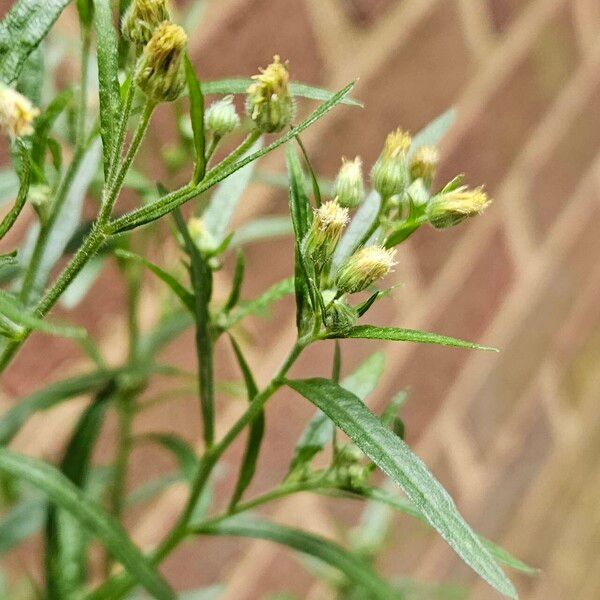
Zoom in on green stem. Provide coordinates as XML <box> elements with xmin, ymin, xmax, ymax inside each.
<box><xmin>108</xmin><ymin>74</ymin><xmax>135</xmax><ymax>186</ymax></box>
<box><xmin>209</xmin><ymin>130</ymin><xmax>260</xmax><ymax>178</ymax></box>
<box><xmin>85</xmin><ymin>338</ymin><xmax>309</xmax><ymax>600</ymax></box>
<box><xmin>0</xmin><ymin>103</ymin><xmax>155</xmax><ymax>373</ymax></box>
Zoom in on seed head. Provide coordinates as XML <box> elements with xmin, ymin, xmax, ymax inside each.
<box><xmin>135</xmin><ymin>22</ymin><xmax>187</xmax><ymax>103</ymax></box>
<box><xmin>0</xmin><ymin>85</ymin><xmax>39</xmax><ymax>138</ymax></box>
<box><xmin>205</xmin><ymin>95</ymin><xmax>240</xmax><ymax>137</ymax></box>
<box><xmin>336</xmin><ymin>245</ymin><xmax>397</xmax><ymax>294</ymax></box>
<box><xmin>335</xmin><ymin>157</ymin><xmax>364</xmax><ymax>209</ymax></box>
<box><xmin>246</xmin><ymin>55</ymin><xmax>295</xmax><ymax>133</ymax></box>
<box><xmin>122</xmin><ymin>0</ymin><xmax>171</xmax><ymax>47</ymax></box>
<box><xmin>409</xmin><ymin>145</ymin><xmax>439</xmax><ymax>186</ymax></box>
<box><xmin>371</xmin><ymin>129</ymin><xmax>412</xmax><ymax>200</ymax></box>
<box><xmin>426</xmin><ymin>186</ymin><xmax>491</xmax><ymax>229</ymax></box>
<box><xmin>302</xmin><ymin>199</ymin><xmax>349</xmax><ymax>265</ymax></box>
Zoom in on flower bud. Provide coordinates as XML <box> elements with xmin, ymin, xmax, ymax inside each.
<box><xmin>135</xmin><ymin>22</ymin><xmax>187</xmax><ymax>103</ymax></box>
<box><xmin>324</xmin><ymin>299</ymin><xmax>358</xmax><ymax>334</ymax></box>
<box><xmin>371</xmin><ymin>129</ymin><xmax>411</xmax><ymax>200</ymax></box>
<box><xmin>246</xmin><ymin>55</ymin><xmax>295</xmax><ymax>133</ymax></box>
<box><xmin>0</xmin><ymin>85</ymin><xmax>39</xmax><ymax>138</ymax></box>
<box><xmin>205</xmin><ymin>95</ymin><xmax>240</xmax><ymax>137</ymax></box>
<box><xmin>28</xmin><ymin>184</ymin><xmax>52</xmax><ymax>223</ymax></box>
<box><xmin>302</xmin><ymin>199</ymin><xmax>349</xmax><ymax>265</ymax></box>
<box><xmin>122</xmin><ymin>0</ymin><xmax>171</xmax><ymax>47</ymax></box>
<box><xmin>336</xmin><ymin>245</ymin><xmax>397</xmax><ymax>294</ymax></box>
<box><xmin>426</xmin><ymin>186</ymin><xmax>491</xmax><ymax>229</ymax></box>
<box><xmin>409</xmin><ymin>145</ymin><xmax>439</xmax><ymax>186</ymax></box>
<box><xmin>334</xmin><ymin>157</ymin><xmax>364</xmax><ymax>209</ymax></box>
<box><xmin>188</xmin><ymin>217</ymin><xmax>217</xmax><ymax>253</ymax></box>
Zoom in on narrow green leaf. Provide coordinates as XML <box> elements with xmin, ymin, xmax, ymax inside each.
<box><xmin>0</xmin><ymin>0</ymin><xmax>71</xmax><ymax>84</ymax></box>
<box><xmin>331</xmin><ymin>325</ymin><xmax>498</xmax><ymax>352</ymax></box>
<box><xmin>45</xmin><ymin>383</ymin><xmax>114</xmax><ymax>599</ymax></box>
<box><xmin>225</xmin><ymin>277</ymin><xmax>295</xmax><ymax>328</ymax></box>
<box><xmin>194</xmin><ymin>517</ymin><xmax>398</xmax><ymax>599</ymax></box>
<box><xmin>201</xmin><ymin>78</ymin><xmax>362</xmax><ymax>107</ymax></box>
<box><xmin>228</xmin><ymin>336</ymin><xmax>263</xmax><ymax>509</ymax></box>
<box><xmin>0</xmin><ymin>493</ymin><xmax>45</xmax><ymax>555</ymax></box>
<box><xmin>93</xmin><ymin>0</ymin><xmax>121</xmax><ymax>175</ymax></box>
<box><xmin>286</xmin><ymin>378</ymin><xmax>517</xmax><ymax>599</ymax></box>
<box><xmin>286</xmin><ymin>145</ymin><xmax>313</xmax><ymax>332</ymax></box>
<box><xmin>288</xmin><ymin>352</ymin><xmax>385</xmax><ymax>476</ymax></box>
<box><xmin>137</xmin><ymin>433</ymin><xmax>197</xmax><ymax>483</ymax></box>
<box><xmin>0</xmin><ymin>370</ymin><xmax>117</xmax><ymax>446</ymax></box>
<box><xmin>0</xmin><ymin>291</ymin><xmax>87</xmax><ymax>340</ymax></box>
<box><xmin>115</xmin><ymin>249</ymin><xmax>195</xmax><ymax>313</ymax></box>
<box><xmin>29</xmin><ymin>139</ymin><xmax>102</xmax><ymax>297</ymax></box>
<box><xmin>30</xmin><ymin>88</ymin><xmax>74</xmax><ymax>169</ymax></box>
<box><xmin>173</xmin><ymin>209</ymin><xmax>215</xmax><ymax>447</ymax></box>
<box><xmin>338</xmin><ymin>486</ymin><xmax>537</xmax><ymax>576</ymax></box>
<box><xmin>0</xmin><ymin>448</ymin><xmax>176</xmax><ymax>600</ymax></box>
<box><xmin>0</xmin><ymin>141</ymin><xmax>30</xmax><ymax>240</ymax></box>
<box><xmin>109</xmin><ymin>82</ymin><xmax>356</xmax><ymax>233</ymax></box>
<box><xmin>231</xmin><ymin>215</ymin><xmax>294</xmax><ymax>247</ymax></box>
<box><xmin>224</xmin><ymin>251</ymin><xmax>245</xmax><ymax>313</ymax></box>
<box><xmin>184</xmin><ymin>55</ymin><xmax>206</xmax><ymax>185</ymax></box>
<box><xmin>202</xmin><ymin>137</ymin><xmax>263</xmax><ymax>244</ymax></box>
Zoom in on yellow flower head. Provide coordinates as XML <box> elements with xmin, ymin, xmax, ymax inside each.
<box><xmin>136</xmin><ymin>22</ymin><xmax>187</xmax><ymax>103</ymax></box>
<box><xmin>0</xmin><ymin>86</ymin><xmax>39</xmax><ymax>138</ymax></box>
<box><xmin>336</xmin><ymin>245</ymin><xmax>397</xmax><ymax>294</ymax></box>
<box><xmin>426</xmin><ymin>186</ymin><xmax>491</xmax><ymax>229</ymax></box>
<box><xmin>246</xmin><ymin>55</ymin><xmax>294</xmax><ymax>132</ymax></box>
<box><xmin>303</xmin><ymin>199</ymin><xmax>349</xmax><ymax>265</ymax></box>
<box><xmin>335</xmin><ymin>156</ymin><xmax>365</xmax><ymax>208</ymax></box>
<box><xmin>122</xmin><ymin>0</ymin><xmax>171</xmax><ymax>47</ymax></box>
<box><xmin>371</xmin><ymin>129</ymin><xmax>412</xmax><ymax>199</ymax></box>
<box><xmin>382</xmin><ymin>129</ymin><xmax>412</xmax><ymax>159</ymax></box>
<box><xmin>409</xmin><ymin>145</ymin><xmax>439</xmax><ymax>185</ymax></box>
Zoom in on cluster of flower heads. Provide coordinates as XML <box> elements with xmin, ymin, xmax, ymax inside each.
<box><xmin>300</xmin><ymin>126</ymin><xmax>491</xmax><ymax>333</ymax></box>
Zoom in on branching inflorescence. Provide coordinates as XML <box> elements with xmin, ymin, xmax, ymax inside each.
<box><xmin>0</xmin><ymin>1</ymin><xmax>530</xmax><ymax>599</ymax></box>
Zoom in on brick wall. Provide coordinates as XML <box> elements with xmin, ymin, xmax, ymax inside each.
<box><xmin>2</xmin><ymin>0</ymin><xmax>600</xmax><ymax>598</ymax></box>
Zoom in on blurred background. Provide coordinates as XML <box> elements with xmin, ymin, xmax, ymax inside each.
<box><xmin>2</xmin><ymin>0</ymin><xmax>600</xmax><ymax>598</ymax></box>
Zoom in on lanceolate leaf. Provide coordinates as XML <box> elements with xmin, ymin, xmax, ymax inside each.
<box><xmin>115</xmin><ymin>249</ymin><xmax>195</xmax><ymax>313</ymax></box>
<box><xmin>286</xmin><ymin>378</ymin><xmax>517</xmax><ymax>599</ymax></box>
<box><xmin>0</xmin><ymin>448</ymin><xmax>177</xmax><ymax>600</ymax></box>
<box><xmin>203</xmin><ymin>137</ymin><xmax>263</xmax><ymax>244</ymax></box>
<box><xmin>194</xmin><ymin>517</ymin><xmax>398</xmax><ymax>599</ymax></box>
<box><xmin>288</xmin><ymin>352</ymin><xmax>385</xmax><ymax>476</ymax></box>
<box><xmin>137</xmin><ymin>433</ymin><xmax>198</xmax><ymax>483</ymax></box>
<box><xmin>108</xmin><ymin>81</ymin><xmax>356</xmax><ymax>233</ymax></box>
<box><xmin>0</xmin><ymin>0</ymin><xmax>71</xmax><ymax>84</ymax></box>
<box><xmin>330</xmin><ymin>325</ymin><xmax>498</xmax><ymax>352</ymax></box>
<box><xmin>228</xmin><ymin>336</ymin><xmax>264</xmax><ymax>509</ymax></box>
<box><xmin>0</xmin><ymin>140</ymin><xmax>31</xmax><ymax>241</ymax></box>
<box><xmin>201</xmin><ymin>78</ymin><xmax>362</xmax><ymax>107</ymax></box>
<box><xmin>337</xmin><ymin>486</ymin><xmax>537</xmax><ymax>576</ymax></box>
<box><xmin>184</xmin><ymin>55</ymin><xmax>206</xmax><ymax>184</ymax></box>
<box><xmin>93</xmin><ymin>0</ymin><xmax>121</xmax><ymax>174</ymax></box>
<box><xmin>0</xmin><ymin>370</ymin><xmax>117</xmax><ymax>446</ymax></box>
<box><xmin>45</xmin><ymin>383</ymin><xmax>115</xmax><ymax>599</ymax></box>
<box><xmin>225</xmin><ymin>277</ymin><xmax>295</xmax><ymax>328</ymax></box>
